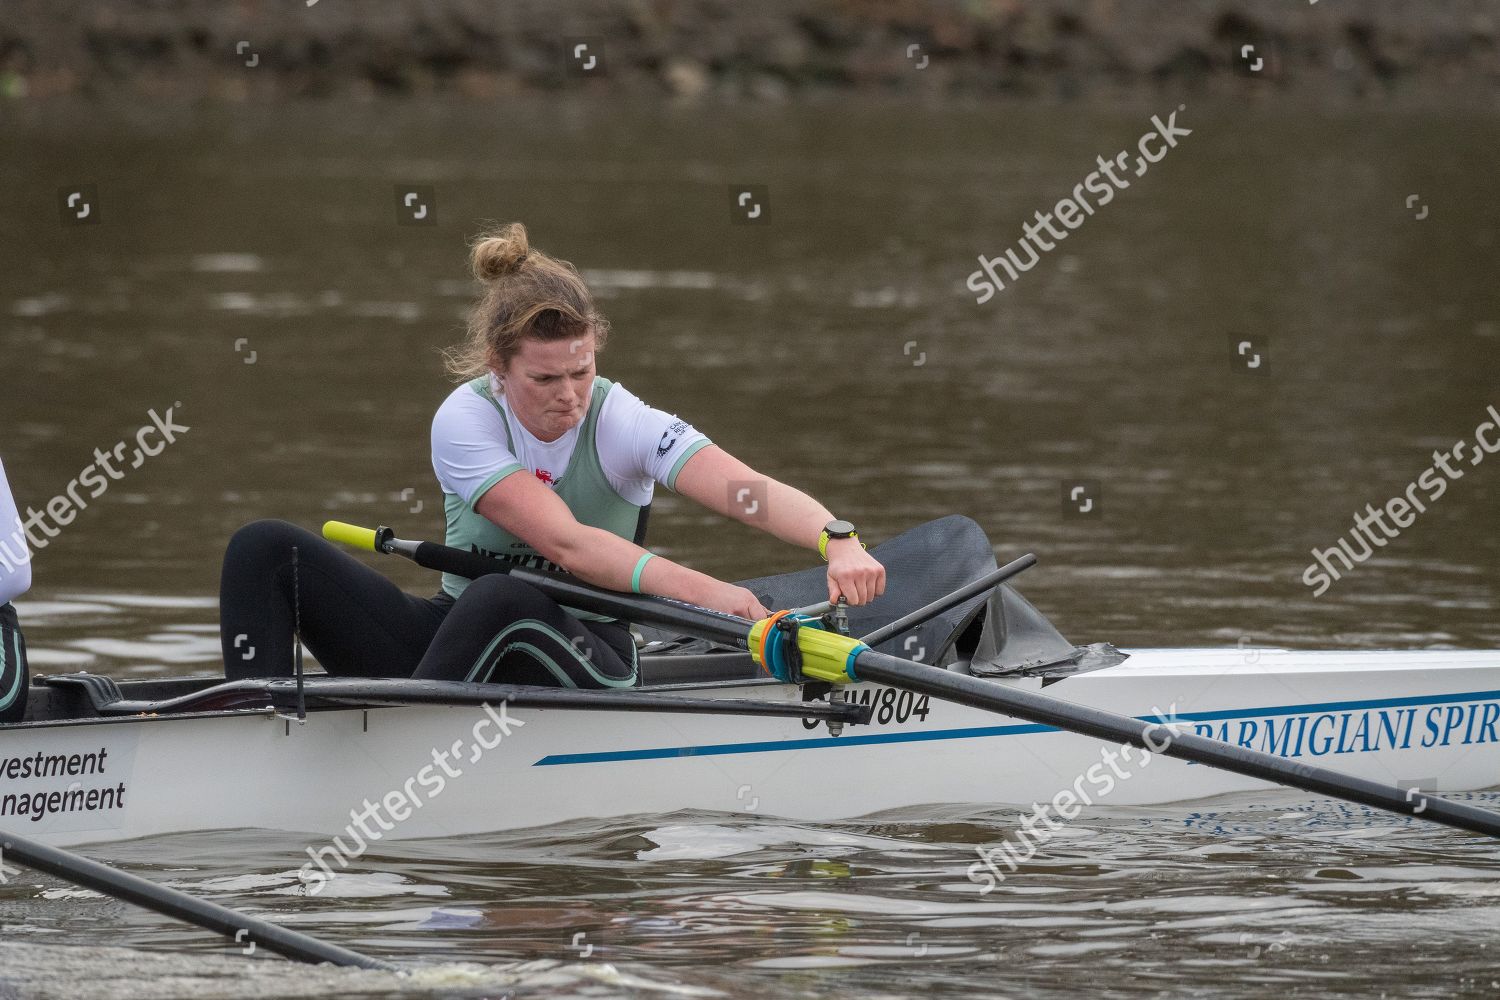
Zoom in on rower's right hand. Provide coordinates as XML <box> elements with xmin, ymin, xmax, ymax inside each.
<box><xmin>709</xmin><ymin>583</ymin><xmax>771</xmax><ymax>621</ymax></box>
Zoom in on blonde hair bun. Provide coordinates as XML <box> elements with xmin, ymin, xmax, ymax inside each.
<box><xmin>470</xmin><ymin>222</ymin><xmax>531</xmax><ymax>281</ymax></box>
<box><xmin>444</xmin><ymin>221</ymin><xmax>612</xmax><ymax>382</ymax></box>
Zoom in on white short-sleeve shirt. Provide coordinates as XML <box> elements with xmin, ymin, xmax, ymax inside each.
<box><xmin>431</xmin><ymin>375</ymin><xmax>712</xmax><ymax>508</ymax></box>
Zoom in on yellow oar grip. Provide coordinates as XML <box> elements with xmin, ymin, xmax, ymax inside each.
<box><xmin>322</xmin><ymin>521</ymin><xmax>379</xmax><ymax>552</ymax></box>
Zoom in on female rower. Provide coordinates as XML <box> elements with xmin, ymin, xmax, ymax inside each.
<box><xmin>220</xmin><ymin>222</ymin><xmax>885</xmax><ymax>686</ymax></box>
<box><xmin>1</xmin><ymin>456</ymin><xmax>32</xmax><ymax>723</ymax></box>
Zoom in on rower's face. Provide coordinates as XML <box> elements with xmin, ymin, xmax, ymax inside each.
<box><xmin>498</xmin><ymin>333</ymin><xmax>598</xmax><ymax>441</ymax></box>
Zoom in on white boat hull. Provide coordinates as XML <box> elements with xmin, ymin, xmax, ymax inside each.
<box><xmin>4</xmin><ymin>647</ymin><xmax>1499</xmax><ymax>848</ymax></box>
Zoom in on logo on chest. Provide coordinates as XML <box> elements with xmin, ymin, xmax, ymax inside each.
<box><xmin>535</xmin><ymin>469</ymin><xmax>558</xmax><ymax>486</ymax></box>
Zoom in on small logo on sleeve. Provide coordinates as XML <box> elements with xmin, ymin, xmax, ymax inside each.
<box><xmin>657</xmin><ymin>420</ymin><xmax>689</xmax><ymax>457</ymax></box>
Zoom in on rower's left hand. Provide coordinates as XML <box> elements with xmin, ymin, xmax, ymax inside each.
<box><xmin>826</xmin><ymin>538</ymin><xmax>885</xmax><ymax>606</ymax></box>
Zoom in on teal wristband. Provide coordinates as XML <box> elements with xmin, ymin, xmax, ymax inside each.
<box><xmin>631</xmin><ymin>552</ymin><xmax>657</xmax><ymax>594</ymax></box>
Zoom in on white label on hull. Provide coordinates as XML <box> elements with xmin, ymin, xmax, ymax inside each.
<box><xmin>0</xmin><ymin>729</ymin><xmax>141</xmax><ymax>836</ymax></box>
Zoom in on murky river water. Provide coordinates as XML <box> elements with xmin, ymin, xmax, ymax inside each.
<box><xmin>1</xmin><ymin>97</ymin><xmax>1498</xmax><ymax>997</ymax></box>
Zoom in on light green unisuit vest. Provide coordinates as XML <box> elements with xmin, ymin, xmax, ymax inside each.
<box><xmin>442</xmin><ymin>376</ymin><xmax>647</xmax><ymax>623</ymax></box>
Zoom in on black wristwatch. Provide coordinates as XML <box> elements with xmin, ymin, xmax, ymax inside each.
<box><xmin>818</xmin><ymin>519</ymin><xmax>859</xmax><ymax>561</ymax></box>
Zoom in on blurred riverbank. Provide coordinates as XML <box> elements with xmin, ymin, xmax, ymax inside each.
<box><xmin>2</xmin><ymin>0</ymin><xmax>1498</xmax><ymax>103</ymax></box>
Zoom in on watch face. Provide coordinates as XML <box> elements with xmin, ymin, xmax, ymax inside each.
<box><xmin>825</xmin><ymin>519</ymin><xmax>856</xmax><ymax>537</ymax></box>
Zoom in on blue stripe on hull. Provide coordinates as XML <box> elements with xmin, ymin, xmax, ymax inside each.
<box><xmin>532</xmin><ymin>687</ymin><xmax>1500</xmax><ymax>768</ymax></box>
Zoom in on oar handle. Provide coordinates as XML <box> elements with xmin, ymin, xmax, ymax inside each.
<box><xmin>323</xmin><ymin>520</ymin><xmax>380</xmax><ymax>552</ymax></box>
<box><xmin>324</xmin><ymin>521</ymin><xmax>510</xmax><ymax>580</ymax></box>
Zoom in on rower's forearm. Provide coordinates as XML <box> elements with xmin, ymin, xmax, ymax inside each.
<box><xmin>554</xmin><ymin>526</ymin><xmax>719</xmax><ymax>605</ymax></box>
<box><xmin>636</xmin><ymin>555</ymin><xmax>723</xmax><ymax>607</ymax></box>
<box><xmin>756</xmin><ymin>480</ymin><xmax>835</xmax><ymax>550</ymax></box>
<box><xmin>676</xmin><ymin>448</ymin><xmax>838</xmax><ymax>553</ymax></box>
<box><xmin>552</xmin><ymin>528</ymin><xmax>651</xmax><ymax>592</ymax></box>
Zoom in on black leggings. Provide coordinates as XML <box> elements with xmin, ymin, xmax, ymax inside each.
<box><xmin>219</xmin><ymin>520</ymin><xmax>638</xmax><ymax>688</ymax></box>
<box><xmin>0</xmin><ymin>603</ymin><xmax>27</xmax><ymax>724</ymax></box>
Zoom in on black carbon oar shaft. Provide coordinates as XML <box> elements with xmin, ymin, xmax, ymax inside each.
<box><xmin>850</xmin><ymin>650</ymin><xmax>1500</xmax><ymax>839</ymax></box>
<box><xmin>1</xmin><ymin>830</ymin><xmax>396</xmax><ymax>970</ymax></box>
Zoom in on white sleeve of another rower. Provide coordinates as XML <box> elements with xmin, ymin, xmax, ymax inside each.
<box><xmin>0</xmin><ymin>457</ymin><xmax>32</xmax><ymax>605</ymax></box>
<box><xmin>596</xmin><ymin>383</ymin><xmax>712</xmax><ymax>505</ymax></box>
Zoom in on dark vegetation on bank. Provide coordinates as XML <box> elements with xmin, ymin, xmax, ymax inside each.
<box><xmin>2</xmin><ymin>0</ymin><xmax>1498</xmax><ymax>101</ymax></box>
